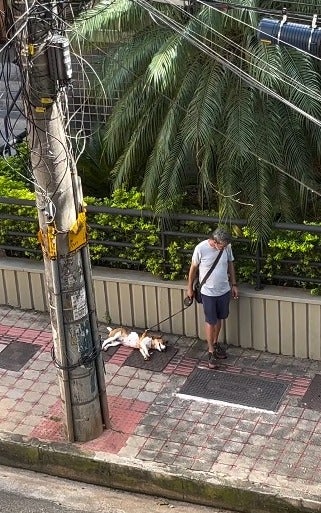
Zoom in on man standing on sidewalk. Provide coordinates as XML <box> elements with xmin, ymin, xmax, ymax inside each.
<box><xmin>187</xmin><ymin>227</ymin><xmax>238</xmax><ymax>368</ymax></box>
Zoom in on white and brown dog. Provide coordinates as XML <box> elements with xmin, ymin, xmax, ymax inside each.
<box><xmin>102</xmin><ymin>327</ymin><xmax>166</xmax><ymax>360</ymax></box>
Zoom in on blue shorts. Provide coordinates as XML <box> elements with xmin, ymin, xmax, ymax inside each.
<box><xmin>201</xmin><ymin>291</ymin><xmax>231</xmax><ymax>325</ymax></box>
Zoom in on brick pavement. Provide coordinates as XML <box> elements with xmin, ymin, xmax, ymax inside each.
<box><xmin>1</xmin><ymin>304</ymin><xmax>321</xmax><ymax>511</ymax></box>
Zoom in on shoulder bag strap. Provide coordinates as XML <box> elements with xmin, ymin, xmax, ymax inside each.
<box><xmin>199</xmin><ymin>249</ymin><xmax>223</xmax><ymax>288</ymax></box>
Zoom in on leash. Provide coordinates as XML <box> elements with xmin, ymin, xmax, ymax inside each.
<box><xmin>147</xmin><ymin>299</ymin><xmax>192</xmax><ymax>332</ymax></box>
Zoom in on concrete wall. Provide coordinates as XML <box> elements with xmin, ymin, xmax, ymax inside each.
<box><xmin>1</xmin><ymin>257</ymin><xmax>321</xmax><ymax>360</ymax></box>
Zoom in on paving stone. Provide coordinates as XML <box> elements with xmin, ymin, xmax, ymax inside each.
<box><xmin>229</xmin><ymin>430</ymin><xmax>251</xmax><ymax>443</ymax></box>
<box><xmin>6</xmin><ymin>389</ymin><xmax>25</xmax><ymax>399</ymax></box>
<box><xmin>154</xmin><ymin>451</ymin><xmax>176</xmax><ymax>465</ymax></box>
<box><xmin>144</xmin><ymin>381</ymin><xmax>164</xmax><ymax>392</ymax></box>
<box><xmin>134</xmin><ymin>424</ymin><xmax>157</xmax><ymax>437</ymax></box>
<box><xmin>137</xmin><ymin>391</ymin><xmax>157</xmax><ymax>402</ymax></box>
<box><xmin>222</xmin><ymin>440</ymin><xmax>245</xmax><ymax>454</ymax></box>
<box><xmin>127</xmin><ymin>378</ymin><xmax>146</xmax><ymax>390</ymax></box>
<box><xmin>136</xmin><ymin>449</ymin><xmax>155</xmax><ymax>461</ymax></box>
<box><xmin>120</xmin><ymin>388</ymin><xmax>140</xmax><ymax>400</ymax></box>
<box><xmin>143</xmin><ymin>438</ymin><xmax>165</xmax><ymax>451</ymax></box>
<box><xmin>169</xmin><ymin>431</ymin><xmax>190</xmax><ymax>444</ymax></box>
<box><xmin>116</xmin><ymin>366</ymin><xmax>137</xmax><ymax>378</ymax></box>
<box><xmin>253</xmin><ymin>422</ymin><xmax>275</xmax><ymax>435</ymax></box>
<box><xmin>111</xmin><ymin>375</ymin><xmax>131</xmax><ymax>387</ymax></box>
<box><xmin>162</xmin><ymin>441</ymin><xmax>181</xmax><ymax>454</ymax></box>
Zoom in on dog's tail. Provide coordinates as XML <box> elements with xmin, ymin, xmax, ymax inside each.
<box><xmin>107</xmin><ymin>326</ymin><xmax>112</xmax><ymax>333</ymax></box>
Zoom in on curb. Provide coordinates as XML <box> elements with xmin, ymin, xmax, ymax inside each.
<box><xmin>0</xmin><ymin>433</ymin><xmax>320</xmax><ymax>513</ymax></box>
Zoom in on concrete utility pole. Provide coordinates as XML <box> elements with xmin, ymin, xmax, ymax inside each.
<box><xmin>6</xmin><ymin>0</ymin><xmax>109</xmax><ymax>441</ymax></box>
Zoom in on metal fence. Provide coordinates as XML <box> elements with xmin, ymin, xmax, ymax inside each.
<box><xmin>1</xmin><ymin>195</ymin><xmax>321</xmax><ymax>290</ymax></box>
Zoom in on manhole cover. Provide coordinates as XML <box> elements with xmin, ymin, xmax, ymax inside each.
<box><xmin>0</xmin><ymin>341</ymin><xmax>41</xmax><ymax>371</ymax></box>
<box><xmin>177</xmin><ymin>368</ymin><xmax>289</xmax><ymax>412</ymax></box>
<box><xmin>301</xmin><ymin>374</ymin><xmax>321</xmax><ymax>412</ymax></box>
<box><xmin>123</xmin><ymin>345</ymin><xmax>178</xmax><ymax>371</ymax></box>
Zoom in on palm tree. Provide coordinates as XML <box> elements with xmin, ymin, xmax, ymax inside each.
<box><xmin>73</xmin><ymin>0</ymin><xmax>321</xmax><ymax>240</ymax></box>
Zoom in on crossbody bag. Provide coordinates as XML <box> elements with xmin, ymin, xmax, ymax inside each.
<box><xmin>193</xmin><ymin>249</ymin><xmax>223</xmax><ymax>304</ymax></box>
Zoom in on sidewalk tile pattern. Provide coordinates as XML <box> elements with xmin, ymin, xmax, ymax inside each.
<box><xmin>1</xmin><ymin>305</ymin><xmax>321</xmax><ymax>499</ymax></box>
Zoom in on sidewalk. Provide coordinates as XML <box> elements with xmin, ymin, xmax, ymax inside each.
<box><xmin>0</xmin><ymin>305</ymin><xmax>321</xmax><ymax>513</ymax></box>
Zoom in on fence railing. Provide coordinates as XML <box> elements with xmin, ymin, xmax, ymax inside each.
<box><xmin>1</xmin><ymin>195</ymin><xmax>321</xmax><ymax>290</ymax></box>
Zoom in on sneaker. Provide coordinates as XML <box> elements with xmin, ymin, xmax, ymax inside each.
<box><xmin>213</xmin><ymin>342</ymin><xmax>227</xmax><ymax>359</ymax></box>
<box><xmin>208</xmin><ymin>352</ymin><xmax>216</xmax><ymax>369</ymax></box>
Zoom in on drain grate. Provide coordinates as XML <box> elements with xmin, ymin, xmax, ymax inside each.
<box><xmin>300</xmin><ymin>374</ymin><xmax>321</xmax><ymax>412</ymax></box>
<box><xmin>0</xmin><ymin>341</ymin><xmax>41</xmax><ymax>371</ymax></box>
<box><xmin>123</xmin><ymin>345</ymin><xmax>178</xmax><ymax>371</ymax></box>
<box><xmin>177</xmin><ymin>368</ymin><xmax>289</xmax><ymax>412</ymax></box>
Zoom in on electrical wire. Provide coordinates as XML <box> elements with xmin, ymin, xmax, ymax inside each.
<box><xmin>197</xmin><ymin>0</ymin><xmax>321</xmax><ymax>63</ymax></box>
<box><xmin>32</xmin><ymin>0</ymin><xmax>110</xmax><ymax>161</ymax></box>
<box><xmin>2</xmin><ymin>0</ymin><xmax>77</xmax><ymax>220</ymax></box>
<box><xmin>193</xmin><ymin>0</ymin><xmax>321</xmax><ymax>22</ymax></box>
<box><xmin>261</xmin><ymin>0</ymin><xmax>321</xmax><ymax>8</ymax></box>
<box><xmin>51</xmin><ymin>343</ymin><xmax>102</xmax><ymax>370</ymax></box>
<box><xmin>3</xmin><ymin>0</ymin><xmax>321</xmax><ymax>200</ymax></box>
<box><xmin>35</xmin><ymin>0</ymin><xmax>321</xmax><ymax>156</ymax></box>
<box><xmin>166</xmin><ymin>1</ymin><xmax>321</xmax><ymax>105</ymax></box>
<box><xmin>61</xmin><ymin>0</ymin><xmax>321</xmax><ymax>198</ymax></box>
<box><xmin>134</xmin><ymin>0</ymin><xmax>321</xmax><ymax>128</ymax></box>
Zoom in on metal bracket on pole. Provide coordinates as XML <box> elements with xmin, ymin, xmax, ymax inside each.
<box><xmin>277</xmin><ymin>9</ymin><xmax>287</xmax><ymax>44</ymax></box>
<box><xmin>308</xmin><ymin>14</ymin><xmax>318</xmax><ymax>53</ymax></box>
<box><xmin>37</xmin><ymin>225</ymin><xmax>57</xmax><ymax>259</ymax></box>
<box><xmin>68</xmin><ymin>211</ymin><xmax>88</xmax><ymax>253</ymax></box>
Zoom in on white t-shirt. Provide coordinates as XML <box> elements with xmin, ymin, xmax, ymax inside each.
<box><xmin>192</xmin><ymin>240</ymin><xmax>234</xmax><ymax>297</ymax></box>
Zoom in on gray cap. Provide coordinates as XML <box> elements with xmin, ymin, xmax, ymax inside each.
<box><xmin>212</xmin><ymin>227</ymin><xmax>231</xmax><ymax>244</ymax></box>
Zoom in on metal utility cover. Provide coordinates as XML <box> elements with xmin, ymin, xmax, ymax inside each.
<box><xmin>177</xmin><ymin>368</ymin><xmax>289</xmax><ymax>412</ymax></box>
<box><xmin>300</xmin><ymin>374</ymin><xmax>321</xmax><ymax>412</ymax></box>
<box><xmin>124</xmin><ymin>345</ymin><xmax>178</xmax><ymax>372</ymax></box>
<box><xmin>0</xmin><ymin>341</ymin><xmax>41</xmax><ymax>371</ymax></box>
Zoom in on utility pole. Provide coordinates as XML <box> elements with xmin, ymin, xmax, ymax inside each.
<box><xmin>6</xmin><ymin>0</ymin><xmax>109</xmax><ymax>441</ymax></box>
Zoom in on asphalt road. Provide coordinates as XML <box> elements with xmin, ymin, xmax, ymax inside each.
<box><xmin>0</xmin><ymin>465</ymin><xmax>235</xmax><ymax>513</ymax></box>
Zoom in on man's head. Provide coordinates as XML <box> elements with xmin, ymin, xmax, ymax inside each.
<box><xmin>211</xmin><ymin>227</ymin><xmax>231</xmax><ymax>247</ymax></box>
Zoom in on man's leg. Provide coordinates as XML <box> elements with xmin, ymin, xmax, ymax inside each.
<box><xmin>203</xmin><ymin>296</ymin><xmax>218</xmax><ymax>368</ymax></box>
<box><xmin>206</xmin><ymin>320</ymin><xmax>226</xmax><ymax>366</ymax></box>
<box><xmin>202</xmin><ymin>295</ymin><xmax>227</xmax><ymax>367</ymax></box>
<box><xmin>210</xmin><ymin>292</ymin><xmax>230</xmax><ymax>359</ymax></box>
<box><xmin>205</xmin><ymin>321</ymin><xmax>215</xmax><ymax>353</ymax></box>
<box><xmin>205</xmin><ymin>320</ymin><xmax>222</xmax><ymax>349</ymax></box>
<box><xmin>213</xmin><ymin>320</ymin><xmax>222</xmax><ymax>345</ymax></box>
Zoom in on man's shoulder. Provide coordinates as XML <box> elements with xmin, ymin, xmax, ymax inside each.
<box><xmin>192</xmin><ymin>239</ymin><xmax>209</xmax><ymax>263</ymax></box>
<box><xmin>195</xmin><ymin>239</ymin><xmax>209</xmax><ymax>250</ymax></box>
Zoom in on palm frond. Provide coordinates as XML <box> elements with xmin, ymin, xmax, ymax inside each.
<box><xmin>102</xmin><ymin>74</ymin><xmax>154</xmax><ymax>164</ymax></box>
<box><xmin>181</xmin><ymin>59</ymin><xmax>225</xmax><ymax>149</ymax></box>
<box><xmin>143</xmin><ymin>59</ymin><xmax>202</xmax><ymax>204</ymax></box>
<box><xmin>97</xmin><ymin>28</ymin><xmax>172</xmax><ymax>97</ymax></box>
<box><xmin>146</xmin><ymin>34</ymin><xmax>192</xmax><ymax>94</ymax></box>
<box><xmin>72</xmin><ymin>0</ymin><xmax>150</xmax><ymax>44</ymax></box>
<box><xmin>111</xmin><ymin>96</ymin><xmax>166</xmax><ymax>188</ymax></box>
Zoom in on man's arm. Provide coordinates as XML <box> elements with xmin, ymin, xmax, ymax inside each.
<box><xmin>187</xmin><ymin>262</ymin><xmax>199</xmax><ymax>298</ymax></box>
<box><xmin>228</xmin><ymin>261</ymin><xmax>238</xmax><ymax>298</ymax></box>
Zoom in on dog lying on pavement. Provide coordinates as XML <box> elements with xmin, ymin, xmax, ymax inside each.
<box><xmin>102</xmin><ymin>327</ymin><xmax>167</xmax><ymax>360</ymax></box>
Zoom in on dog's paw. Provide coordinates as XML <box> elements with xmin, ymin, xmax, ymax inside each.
<box><xmin>101</xmin><ymin>340</ymin><xmax>109</xmax><ymax>351</ymax></box>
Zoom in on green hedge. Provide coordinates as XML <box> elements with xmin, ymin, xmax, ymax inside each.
<box><xmin>0</xmin><ymin>176</ymin><xmax>39</xmax><ymax>258</ymax></box>
<box><xmin>1</xmin><ymin>178</ymin><xmax>321</xmax><ymax>293</ymax></box>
